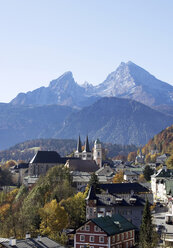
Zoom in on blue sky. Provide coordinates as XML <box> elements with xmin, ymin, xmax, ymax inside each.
<box><xmin>0</xmin><ymin>0</ymin><xmax>173</xmax><ymax>102</ymax></box>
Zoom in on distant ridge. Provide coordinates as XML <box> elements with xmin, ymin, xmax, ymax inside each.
<box><xmin>57</xmin><ymin>97</ymin><xmax>173</xmax><ymax>145</ymax></box>
<box><xmin>0</xmin><ymin>97</ymin><xmax>172</xmax><ymax>149</ymax></box>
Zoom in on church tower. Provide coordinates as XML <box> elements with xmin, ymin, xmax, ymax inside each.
<box><xmin>82</xmin><ymin>136</ymin><xmax>92</xmax><ymax>160</ymax></box>
<box><xmin>74</xmin><ymin>135</ymin><xmax>82</xmax><ymax>158</ymax></box>
<box><xmin>93</xmin><ymin>139</ymin><xmax>102</xmax><ymax>168</ymax></box>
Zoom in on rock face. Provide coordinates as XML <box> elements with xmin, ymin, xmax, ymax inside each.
<box><xmin>57</xmin><ymin>97</ymin><xmax>173</xmax><ymax>145</ymax></box>
<box><xmin>11</xmin><ymin>72</ymin><xmax>99</xmax><ymax>108</ymax></box>
<box><xmin>91</xmin><ymin>61</ymin><xmax>173</xmax><ymax>107</ymax></box>
<box><xmin>10</xmin><ymin>62</ymin><xmax>173</xmax><ymax>109</ymax></box>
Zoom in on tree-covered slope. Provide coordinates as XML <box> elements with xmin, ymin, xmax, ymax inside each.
<box><xmin>0</xmin><ymin>104</ymin><xmax>75</xmax><ymax>150</ymax></box>
<box><xmin>142</xmin><ymin>125</ymin><xmax>173</xmax><ymax>155</ymax></box>
<box><xmin>58</xmin><ymin>97</ymin><xmax>173</xmax><ymax>145</ymax></box>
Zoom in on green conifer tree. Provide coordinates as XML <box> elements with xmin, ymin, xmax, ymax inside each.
<box><xmin>139</xmin><ymin>199</ymin><xmax>158</xmax><ymax>248</ymax></box>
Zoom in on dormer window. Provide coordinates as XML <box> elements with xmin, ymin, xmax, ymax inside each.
<box><xmin>115</xmin><ymin>198</ymin><xmax>123</xmax><ymax>204</ymax></box>
<box><xmin>130</xmin><ymin>197</ymin><xmax>137</xmax><ymax>204</ymax></box>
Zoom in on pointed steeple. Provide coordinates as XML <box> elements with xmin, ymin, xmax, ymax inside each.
<box><xmin>84</xmin><ymin>135</ymin><xmax>91</xmax><ymax>152</ymax></box>
<box><xmin>77</xmin><ymin>135</ymin><xmax>82</xmax><ymax>153</ymax></box>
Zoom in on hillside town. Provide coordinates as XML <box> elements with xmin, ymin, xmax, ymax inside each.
<box><xmin>0</xmin><ymin>135</ymin><xmax>173</xmax><ymax>248</ymax></box>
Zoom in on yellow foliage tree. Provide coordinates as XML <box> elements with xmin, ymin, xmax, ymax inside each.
<box><xmin>112</xmin><ymin>170</ymin><xmax>124</xmax><ymax>183</ymax></box>
<box><xmin>39</xmin><ymin>199</ymin><xmax>68</xmax><ymax>237</ymax></box>
<box><xmin>138</xmin><ymin>174</ymin><xmax>146</xmax><ymax>183</ymax></box>
<box><xmin>166</xmin><ymin>154</ymin><xmax>173</xmax><ymax>169</ymax></box>
<box><xmin>127</xmin><ymin>151</ymin><xmax>137</xmax><ymax>162</ymax></box>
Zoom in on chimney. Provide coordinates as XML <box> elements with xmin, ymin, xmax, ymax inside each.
<box><xmin>9</xmin><ymin>237</ymin><xmax>16</xmax><ymax>246</ymax></box>
<box><xmin>37</xmin><ymin>235</ymin><xmax>41</xmax><ymax>242</ymax></box>
<box><xmin>163</xmin><ymin>165</ymin><xmax>167</xmax><ymax>172</ymax></box>
<box><xmin>25</xmin><ymin>233</ymin><xmax>31</xmax><ymax>239</ymax></box>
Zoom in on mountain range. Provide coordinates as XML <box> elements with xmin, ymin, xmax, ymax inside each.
<box><xmin>11</xmin><ymin>61</ymin><xmax>173</xmax><ymax>110</ymax></box>
<box><xmin>1</xmin><ymin>61</ymin><xmax>173</xmax><ymax>150</ymax></box>
<box><xmin>0</xmin><ymin>97</ymin><xmax>173</xmax><ymax>150</ymax></box>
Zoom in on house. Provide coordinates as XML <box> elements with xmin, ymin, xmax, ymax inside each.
<box><xmin>135</xmin><ymin>149</ymin><xmax>145</xmax><ymax>164</ymax></box>
<box><xmin>71</xmin><ymin>166</ymin><xmax>115</xmax><ymax>192</ymax></box>
<box><xmin>0</xmin><ymin>235</ymin><xmax>65</xmax><ymax>248</ymax></box>
<box><xmin>86</xmin><ymin>183</ymin><xmax>153</xmax><ymax>229</ymax></box>
<box><xmin>10</xmin><ymin>162</ymin><xmax>29</xmax><ymax>185</ymax></box>
<box><xmin>28</xmin><ymin>151</ymin><xmax>69</xmax><ymax>177</ymax></box>
<box><xmin>123</xmin><ymin>171</ymin><xmax>140</xmax><ymax>182</ymax></box>
<box><xmin>151</xmin><ymin>167</ymin><xmax>173</xmax><ymax>203</ymax></box>
<box><xmin>156</xmin><ymin>153</ymin><xmax>170</xmax><ymax>164</ymax></box>
<box><xmin>74</xmin><ymin>214</ymin><xmax>136</xmax><ymax>248</ymax></box>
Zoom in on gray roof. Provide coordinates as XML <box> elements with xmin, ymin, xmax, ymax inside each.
<box><xmin>1</xmin><ymin>237</ymin><xmax>65</xmax><ymax>248</ymax></box>
<box><xmin>30</xmin><ymin>151</ymin><xmax>67</xmax><ymax>164</ymax></box>
<box><xmin>66</xmin><ymin>159</ymin><xmax>98</xmax><ymax>172</ymax></box>
<box><xmin>96</xmin><ymin>166</ymin><xmax>115</xmax><ymax>177</ymax></box>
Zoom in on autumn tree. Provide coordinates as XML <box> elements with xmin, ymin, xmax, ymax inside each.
<box><xmin>166</xmin><ymin>154</ymin><xmax>173</xmax><ymax>169</ymax></box>
<box><xmin>112</xmin><ymin>170</ymin><xmax>124</xmax><ymax>183</ymax></box>
<box><xmin>60</xmin><ymin>192</ymin><xmax>86</xmax><ymax>228</ymax></box>
<box><xmin>127</xmin><ymin>151</ymin><xmax>137</xmax><ymax>162</ymax></box>
<box><xmin>39</xmin><ymin>199</ymin><xmax>68</xmax><ymax>239</ymax></box>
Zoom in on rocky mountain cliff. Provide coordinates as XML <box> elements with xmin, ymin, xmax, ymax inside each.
<box><xmin>11</xmin><ymin>71</ymin><xmax>99</xmax><ymax>108</ymax></box>
<box><xmin>10</xmin><ymin>62</ymin><xmax>173</xmax><ymax>109</ymax></box>
<box><xmin>93</xmin><ymin>62</ymin><xmax>173</xmax><ymax>106</ymax></box>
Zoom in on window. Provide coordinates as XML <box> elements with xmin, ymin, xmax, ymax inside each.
<box><xmin>85</xmin><ymin>225</ymin><xmax>90</xmax><ymax>231</ymax></box>
<box><xmin>80</xmin><ymin>235</ymin><xmax>85</xmax><ymax>242</ymax></box>
<box><xmin>112</xmin><ymin>236</ymin><xmax>115</xmax><ymax>242</ymax></box>
<box><xmin>80</xmin><ymin>226</ymin><xmax>85</xmax><ymax>231</ymax></box>
<box><xmin>90</xmin><ymin>236</ymin><xmax>94</xmax><ymax>242</ymax></box>
<box><xmin>99</xmin><ymin>236</ymin><xmax>104</xmax><ymax>243</ymax></box>
<box><xmin>117</xmin><ymin>234</ymin><xmax>120</xmax><ymax>241</ymax></box>
<box><xmin>121</xmin><ymin>233</ymin><xmax>124</xmax><ymax>240</ymax></box>
<box><xmin>130</xmin><ymin>231</ymin><xmax>133</xmax><ymax>238</ymax></box>
<box><xmin>94</xmin><ymin>226</ymin><xmax>100</xmax><ymax>232</ymax></box>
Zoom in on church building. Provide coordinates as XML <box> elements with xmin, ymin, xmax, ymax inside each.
<box><xmin>74</xmin><ymin>136</ymin><xmax>102</xmax><ymax>168</ymax></box>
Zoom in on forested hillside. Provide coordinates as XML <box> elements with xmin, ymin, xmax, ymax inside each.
<box><xmin>0</xmin><ymin>166</ymin><xmax>87</xmax><ymax>242</ymax></box>
<box><xmin>0</xmin><ymin>138</ymin><xmax>138</xmax><ymax>162</ymax></box>
<box><xmin>142</xmin><ymin>125</ymin><xmax>173</xmax><ymax>155</ymax></box>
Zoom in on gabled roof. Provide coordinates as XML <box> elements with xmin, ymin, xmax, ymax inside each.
<box><xmin>86</xmin><ymin>186</ymin><xmax>97</xmax><ymax>200</ymax></box>
<box><xmin>91</xmin><ymin>214</ymin><xmax>136</xmax><ymax>236</ymax></box>
<box><xmin>67</xmin><ymin>159</ymin><xmax>98</xmax><ymax>173</ymax></box>
<box><xmin>99</xmin><ymin>183</ymin><xmax>149</xmax><ymax>194</ymax></box>
<box><xmin>155</xmin><ymin>168</ymin><xmax>173</xmax><ymax>178</ymax></box>
<box><xmin>1</xmin><ymin>236</ymin><xmax>65</xmax><ymax>248</ymax></box>
<box><xmin>30</xmin><ymin>151</ymin><xmax>63</xmax><ymax>164</ymax></box>
<box><xmin>96</xmin><ymin>166</ymin><xmax>114</xmax><ymax>177</ymax></box>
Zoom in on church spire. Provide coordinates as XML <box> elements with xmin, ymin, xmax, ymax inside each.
<box><xmin>77</xmin><ymin>135</ymin><xmax>82</xmax><ymax>153</ymax></box>
<box><xmin>84</xmin><ymin>135</ymin><xmax>91</xmax><ymax>152</ymax></box>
